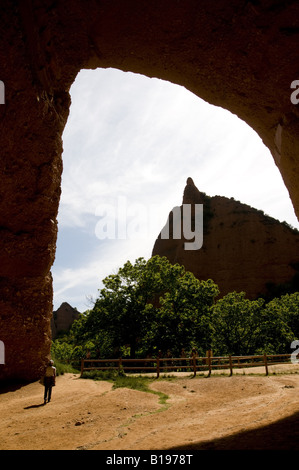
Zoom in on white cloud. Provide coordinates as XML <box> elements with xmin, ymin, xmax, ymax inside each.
<box><xmin>53</xmin><ymin>237</ymin><xmax>154</xmax><ymax>312</ymax></box>
<box><xmin>52</xmin><ymin>68</ymin><xmax>299</xmax><ymax>312</ymax></box>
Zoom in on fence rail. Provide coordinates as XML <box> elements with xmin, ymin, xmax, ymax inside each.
<box><xmin>80</xmin><ymin>353</ymin><xmax>293</xmax><ymax>378</ymax></box>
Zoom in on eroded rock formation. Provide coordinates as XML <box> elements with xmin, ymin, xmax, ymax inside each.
<box><xmin>152</xmin><ymin>178</ymin><xmax>299</xmax><ymax>299</ymax></box>
<box><xmin>1</xmin><ymin>0</ymin><xmax>299</xmax><ymax>381</ymax></box>
<box><xmin>51</xmin><ymin>302</ymin><xmax>80</xmax><ymax>340</ymax></box>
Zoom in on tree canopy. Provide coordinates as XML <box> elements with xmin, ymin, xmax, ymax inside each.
<box><xmin>84</xmin><ymin>256</ymin><xmax>219</xmax><ymax>358</ymax></box>
<box><xmin>52</xmin><ymin>256</ymin><xmax>299</xmax><ymax>362</ymax></box>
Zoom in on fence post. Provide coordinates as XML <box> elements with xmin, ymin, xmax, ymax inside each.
<box><xmin>229</xmin><ymin>355</ymin><xmax>233</xmax><ymax>376</ymax></box>
<box><xmin>80</xmin><ymin>358</ymin><xmax>84</xmax><ymax>377</ymax></box>
<box><xmin>118</xmin><ymin>357</ymin><xmax>122</xmax><ymax>374</ymax></box>
<box><xmin>156</xmin><ymin>357</ymin><xmax>160</xmax><ymax>378</ymax></box>
<box><xmin>192</xmin><ymin>353</ymin><xmax>197</xmax><ymax>377</ymax></box>
<box><xmin>264</xmin><ymin>353</ymin><xmax>268</xmax><ymax>376</ymax></box>
<box><xmin>207</xmin><ymin>353</ymin><xmax>212</xmax><ymax>377</ymax></box>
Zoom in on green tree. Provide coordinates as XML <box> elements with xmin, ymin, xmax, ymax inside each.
<box><xmin>258</xmin><ymin>293</ymin><xmax>298</xmax><ymax>353</ymax></box>
<box><xmin>143</xmin><ymin>273</ymin><xmax>218</xmax><ymax>356</ymax></box>
<box><xmin>271</xmin><ymin>292</ymin><xmax>299</xmax><ymax>338</ymax></box>
<box><xmin>51</xmin><ymin>340</ymin><xmax>74</xmax><ymax>362</ymax></box>
<box><xmin>88</xmin><ymin>256</ymin><xmax>219</xmax><ymax>358</ymax></box>
<box><xmin>211</xmin><ymin>291</ymin><xmax>297</xmax><ymax>355</ymax></box>
<box><xmin>211</xmin><ymin>292</ymin><xmax>265</xmax><ymax>355</ymax></box>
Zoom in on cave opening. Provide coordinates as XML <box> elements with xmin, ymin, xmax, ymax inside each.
<box><xmin>52</xmin><ymin>67</ymin><xmax>298</xmax><ymax>314</ymax></box>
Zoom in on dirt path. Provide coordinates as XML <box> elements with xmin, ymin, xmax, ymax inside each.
<box><xmin>1</xmin><ymin>366</ymin><xmax>299</xmax><ymax>450</ymax></box>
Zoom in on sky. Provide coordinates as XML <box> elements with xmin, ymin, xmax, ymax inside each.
<box><xmin>52</xmin><ymin>67</ymin><xmax>299</xmax><ymax>313</ymax></box>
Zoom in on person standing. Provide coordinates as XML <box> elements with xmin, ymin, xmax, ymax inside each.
<box><xmin>43</xmin><ymin>359</ymin><xmax>56</xmax><ymax>404</ymax></box>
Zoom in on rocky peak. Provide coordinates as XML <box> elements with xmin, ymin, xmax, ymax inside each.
<box><xmin>152</xmin><ymin>178</ymin><xmax>299</xmax><ymax>299</ymax></box>
<box><xmin>183</xmin><ymin>177</ymin><xmax>205</xmax><ymax>205</ymax></box>
<box><xmin>51</xmin><ymin>302</ymin><xmax>80</xmax><ymax>339</ymax></box>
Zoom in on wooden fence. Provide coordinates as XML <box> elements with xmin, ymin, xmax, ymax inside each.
<box><xmin>80</xmin><ymin>353</ymin><xmax>293</xmax><ymax>378</ymax></box>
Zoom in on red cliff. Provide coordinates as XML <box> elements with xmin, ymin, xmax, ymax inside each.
<box><xmin>152</xmin><ymin>178</ymin><xmax>299</xmax><ymax>299</ymax></box>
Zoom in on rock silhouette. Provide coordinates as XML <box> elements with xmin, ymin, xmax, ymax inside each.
<box><xmin>153</xmin><ymin>178</ymin><xmax>299</xmax><ymax>299</ymax></box>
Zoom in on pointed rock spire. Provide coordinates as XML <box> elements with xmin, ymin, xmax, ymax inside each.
<box><xmin>183</xmin><ymin>176</ymin><xmax>204</xmax><ymax>205</ymax></box>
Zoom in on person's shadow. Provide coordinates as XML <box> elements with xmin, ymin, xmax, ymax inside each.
<box><xmin>24</xmin><ymin>403</ymin><xmax>46</xmax><ymax>409</ymax></box>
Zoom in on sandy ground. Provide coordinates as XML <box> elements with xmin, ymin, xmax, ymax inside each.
<box><xmin>1</xmin><ymin>365</ymin><xmax>299</xmax><ymax>451</ymax></box>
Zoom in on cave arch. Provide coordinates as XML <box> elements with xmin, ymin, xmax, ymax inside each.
<box><xmin>54</xmin><ymin>67</ymin><xmax>298</xmax><ymax>313</ymax></box>
<box><xmin>1</xmin><ymin>0</ymin><xmax>299</xmax><ymax>381</ymax></box>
